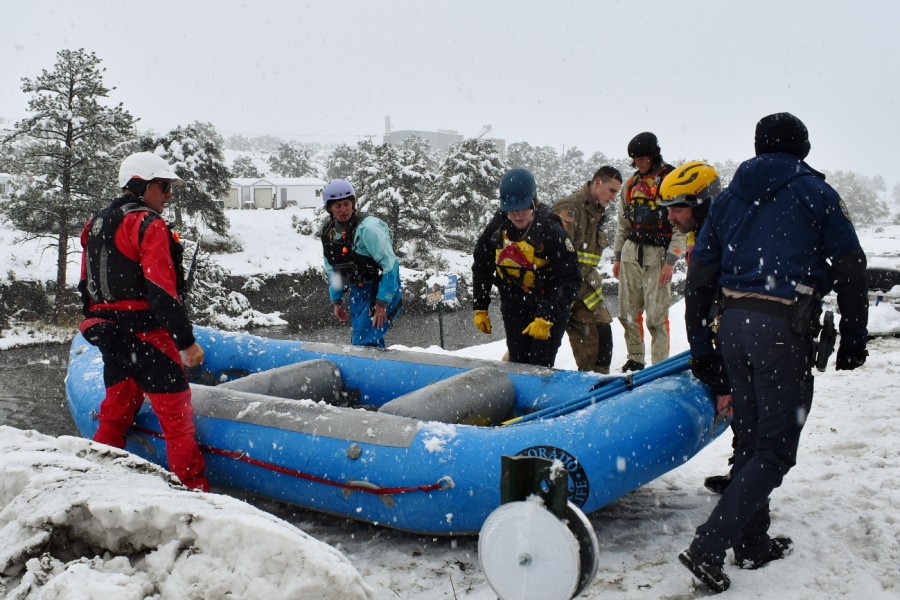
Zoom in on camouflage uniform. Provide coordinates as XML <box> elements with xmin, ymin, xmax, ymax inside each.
<box><xmin>613</xmin><ymin>163</ymin><xmax>687</xmax><ymax>365</ymax></box>
<box><xmin>553</xmin><ymin>183</ymin><xmax>614</xmax><ymax>373</ymax></box>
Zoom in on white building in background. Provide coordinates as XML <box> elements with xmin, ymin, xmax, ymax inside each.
<box><xmin>224</xmin><ymin>177</ymin><xmax>326</xmax><ymax>210</ymax></box>
<box><xmin>0</xmin><ymin>173</ymin><xmax>13</xmax><ymax>199</ymax></box>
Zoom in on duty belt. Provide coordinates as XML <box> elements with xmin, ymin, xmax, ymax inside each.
<box><xmin>722</xmin><ymin>295</ymin><xmax>794</xmax><ymax>320</ymax></box>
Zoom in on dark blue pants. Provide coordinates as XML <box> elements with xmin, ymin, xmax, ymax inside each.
<box><xmin>691</xmin><ymin>308</ymin><xmax>814</xmax><ymax>562</ymax></box>
<box><xmin>501</xmin><ymin>302</ymin><xmax>568</xmax><ymax>368</ymax></box>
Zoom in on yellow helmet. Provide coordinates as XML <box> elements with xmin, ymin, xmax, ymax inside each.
<box><xmin>659</xmin><ymin>161</ymin><xmax>721</xmax><ymax>208</ymax></box>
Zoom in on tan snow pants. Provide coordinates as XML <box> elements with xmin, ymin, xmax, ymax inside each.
<box><xmin>617</xmin><ymin>240</ymin><xmax>671</xmax><ymax>365</ymax></box>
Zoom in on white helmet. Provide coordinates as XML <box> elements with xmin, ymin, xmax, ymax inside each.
<box><xmin>118</xmin><ymin>152</ymin><xmax>184</xmax><ymax>189</ymax></box>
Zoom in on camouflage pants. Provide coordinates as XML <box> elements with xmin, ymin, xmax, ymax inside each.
<box><xmin>618</xmin><ymin>241</ymin><xmax>671</xmax><ymax>365</ymax></box>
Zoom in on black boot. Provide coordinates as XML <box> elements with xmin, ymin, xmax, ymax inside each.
<box><xmin>704</xmin><ymin>474</ymin><xmax>731</xmax><ymax>495</ymax></box>
<box><xmin>620</xmin><ymin>359</ymin><xmax>645</xmax><ymax>373</ymax></box>
<box><xmin>678</xmin><ymin>548</ymin><xmax>730</xmax><ymax>593</ymax></box>
<box><xmin>736</xmin><ymin>536</ymin><xmax>793</xmax><ymax>570</ymax></box>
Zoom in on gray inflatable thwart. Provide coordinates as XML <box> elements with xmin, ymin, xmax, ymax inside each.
<box><xmin>377</xmin><ymin>367</ymin><xmax>516</xmax><ymax>426</ymax></box>
<box><xmin>217</xmin><ymin>359</ymin><xmax>344</xmax><ymax>405</ymax></box>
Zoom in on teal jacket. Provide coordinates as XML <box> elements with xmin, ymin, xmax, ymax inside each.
<box><xmin>322</xmin><ymin>215</ymin><xmax>400</xmax><ymax>306</ymax></box>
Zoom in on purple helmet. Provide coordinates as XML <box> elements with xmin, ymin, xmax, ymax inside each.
<box><xmin>323</xmin><ymin>179</ymin><xmax>355</xmax><ymax>204</ymax></box>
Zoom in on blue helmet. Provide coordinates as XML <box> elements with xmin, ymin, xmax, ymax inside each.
<box><xmin>323</xmin><ymin>179</ymin><xmax>355</xmax><ymax>205</ymax></box>
<box><xmin>499</xmin><ymin>168</ymin><xmax>537</xmax><ymax>211</ymax></box>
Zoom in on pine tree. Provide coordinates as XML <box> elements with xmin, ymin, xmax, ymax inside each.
<box><xmin>225</xmin><ymin>134</ymin><xmax>252</xmax><ymax>151</ymax></box>
<box><xmin>267</xmin><ymin>142</ymin><xmax>315</xmax><ymax>177</ymax></box>
<box><xmin>0</xmin><ymin>49</ymin><xmax>135</xmax><ymax>322</ymax></box>
<box><xmin>137</xmin><ymin>122</ymin><xmax>231</xmax><ymax>236</ymax></box>
<box><xmin>232</xmin><ymin>155</ymin><xmax>263</xmax><ymax>178</ymax></box>
<box><xmin>432</xmin><ymin>139</ymin><xmax>507</xmax><ymax>251</ymax></box>
<box><xmin>506</xmin><ymin>141</ymin><xmax>567</xmax><ymax>202</ymax></box>
<box><xmin>545</xmin><ymin>146</ymin><xmax>586</xmax><ymax>202</ymax></box>
<box><xmin>827</xmin><ymin>170</ymin><xmax>889</xmax><ymax>225</ymax></box>
<box><xmin>324</xmin><ymin>143</ymin><xmax>362</xmax><ymax>181</ymax></box>
<box><xmin>354</xmin><ymin>143</ymin><xmax>437</xmax><ymax>269</ymax></box>
<box><xmin>398</xmin><ymin>134</ymin><xmax>438</xmax><ymax>172</ymax></box>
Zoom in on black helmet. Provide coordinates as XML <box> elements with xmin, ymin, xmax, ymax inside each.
<box><xmin>627</xmin><ymin>132</ymin><xmax>660</xmax><ymax>158</ymax></box>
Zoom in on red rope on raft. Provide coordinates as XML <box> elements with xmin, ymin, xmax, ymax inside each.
<box><xmin>129</xmin><ymin>425</ymin><xmax>448</xmax><ymax>496</ymax></box>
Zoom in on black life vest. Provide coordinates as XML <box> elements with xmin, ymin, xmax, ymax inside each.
<box><xmin>624</xmin><ymin>163</ymin><xmax>675</xmax><ymax>247</ymax></box>
<box><xmin>84</xmin><ymin>197</ymin><xmax>185</xmax><ymax>304</ymax></box>
<box><xmin>320</xmin><ymin>213</ymin><xmax>382</xmax><ymax>286</ymax></box>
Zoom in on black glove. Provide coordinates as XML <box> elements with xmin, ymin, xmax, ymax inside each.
<box><xmin>835</xmin><ymin>346</ymin><xmax>867</xmax><ymax>371</ymax></box>
<box><xmin>691</xmin><ymin>353</ymin><xmax>731</xmax><ymax>396</ymax></box>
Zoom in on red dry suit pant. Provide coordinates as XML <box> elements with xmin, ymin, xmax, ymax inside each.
<box><xmin>91</xmin><ymin>328</ymin><xmax>208</xmax><ymax>491</ymax></box>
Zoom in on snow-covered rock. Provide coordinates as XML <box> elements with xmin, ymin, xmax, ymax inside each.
<box><xmin>0</xmin><ymin>427</ymin><xmax>375</xmax><ymax>600</ymax></box>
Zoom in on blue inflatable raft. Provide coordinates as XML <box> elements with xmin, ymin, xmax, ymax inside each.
<box><xmin>66</xmin><ymin>326</ymin><xmax>725</xmax><ymax>535</ymax></box>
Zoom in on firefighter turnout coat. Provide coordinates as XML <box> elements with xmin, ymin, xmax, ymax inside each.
<box><xmin>552</xmin><ymin>182</ymin><xmax>613</xmax><ymax>324</ymax></box>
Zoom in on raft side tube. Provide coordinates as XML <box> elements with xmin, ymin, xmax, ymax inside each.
<box><xmin>217</xmin><ymin>359</ymin><xmax>346</xmax><ymax>405</ymax></box>
<box><xmin>378</xmin><ymin>367</ymin><xmax>516</xmax><ymax>425</ymax></box>
<box><xmin>188</xmin><ymin>385</ymin><xmax>422</xmax><ymax>448</ymax></box>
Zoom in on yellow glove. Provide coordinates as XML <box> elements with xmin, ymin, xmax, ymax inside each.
<box><xmin>474</xmin><ymin>310</ymin><xmax>492</xmax><ymax>334</ymax></box>
<box><xmin>522</xmin><ymin>317</ymin><xmax>553</xmax><ymax>340</ymax></box>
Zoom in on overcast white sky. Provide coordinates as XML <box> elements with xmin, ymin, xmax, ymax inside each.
<box><xmin>2</xmin><ymin>0</ymin><xmax>898</xmax><ymax>188</ymax></box>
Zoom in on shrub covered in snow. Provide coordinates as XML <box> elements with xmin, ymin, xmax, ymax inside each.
<box><xmin>291</xmin><ymin>215</ymin><xmax>315</xmax><ymax>236</ymax></box>
<box><xmin>182</xmin><ymin>240</ymin><xmax>286</xmax><ymax>330</ymax></box>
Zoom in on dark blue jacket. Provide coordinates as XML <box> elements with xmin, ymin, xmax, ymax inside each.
<box><xmin>686</xmin><ymin>153</ymin><xmax>868</xmax><ymax>353</ymax></box>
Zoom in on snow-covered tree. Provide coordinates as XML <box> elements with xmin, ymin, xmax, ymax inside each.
<box><xmin>267</xmin><ymin>142</ymin><xmax>315</xmax><ymax>177</ymax></box>
<box><xmin>324</xmin><ymin>143</ymin><xmax>363</xmax><ymax>181</ymax></box>
<box><xmin>827</xmin><ymin>169</ymin><xmax>889</xmax><ymax>225</ymax></box>
<box><xmin>398</xmin><ymin>134</ymin><xmax>438</xmax><ymax>172</ymax></box>
<box><xmin>858</xmin><ymin>173</ymin><xmax>886</xmax><ymax>195</ymax></box>
<box><xmin>0</xmin><ymin>48</ymin><xmax>135</xmax><ymax>322</ymax></box>
<box><xmin>181</xmin><ymin>240</ymin><xmax>282</xmax><ymax>330</ymax></box>
<box><xmin>232</xmin><ymin>155</ymin><xmax>263</xmax><ymax>178</ymax></box>
<box><xmin>506</xmin><ymin>141</ymin><xmax>570</xmax><ymax>202</ymax></box>
<box><xmin>225</xmin><ymin>134</ymin><xmax>251</xmax><ymax>151</ymax></box>
<box><xmin>250</xmin><ymin>135</ymin><xmax>283</xmax><ymax>152</ymax></box>
<box><xmin>431</xmin><ymin>139</ymin><xmax>507</xmax><ymax>251</ymax></box>
<box><xmin>710</xmin><ymin>159</ymin><xmax>740</xmax><ymax>188</ymax></box>
<box><xmin>355</xmin><ymin>143</ymin><xmax>438</xmax><ymax>269</ymax></box>
<box><xmin>137</xmin><ymin>122</ymin><xmax>231</xmax><ymax>236</ymax></box>
<box><xmin>544</xmin><ymin>146</ymin><xmax>587</xmax><ymax>202</ymax></box>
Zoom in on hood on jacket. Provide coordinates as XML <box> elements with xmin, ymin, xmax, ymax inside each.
<box><xmin>728</xmin><ymin>152</ymin><xmax>825</xmax><ymax>204</ymax></box>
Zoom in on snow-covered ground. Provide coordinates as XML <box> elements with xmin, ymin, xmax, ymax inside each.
<box><xmin>2</xmin><ymin>298</ymin><xmax>898</xmax><ymax>598</ymax></box>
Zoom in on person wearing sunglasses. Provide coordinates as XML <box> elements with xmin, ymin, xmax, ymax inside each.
<box><xmin>77</xmin><ymin>151</ymin><xmax>209</xmax><ymax>492</ymax></box>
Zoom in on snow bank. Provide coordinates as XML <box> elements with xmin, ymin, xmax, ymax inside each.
<box><xmin>392</xmin><ymin>298</ymin><xmax>692</xmax><ymax>370</ymax></box>
<box><xmin>214</xmin><ymin>206</ymin><xmax>323</xmax><ymax>277</ymax></box>
<box><xmin>867</xmin><ymin>302</ymin><xmax>900</xmax><ymax>335</ymax></box>
<box><xmin>0</xmin><ymin>320</ymin><xmax>73</xmax><ymax>350</ymax></box>
<box><xmin>0</xmin><ymin>427</ymin><xmax>375</xmax><ymax>600</ymax></box>
<box><xmin>0</xmin><ymin>221</ymin><xmax>75</xmax><ymax>285</ymax></box>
